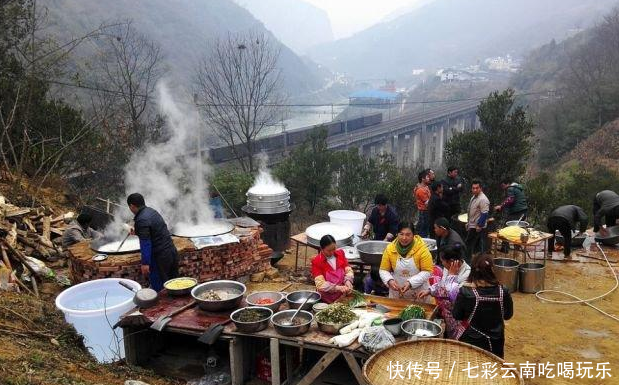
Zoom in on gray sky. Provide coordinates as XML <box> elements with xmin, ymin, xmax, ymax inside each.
<box><xmin>305</xmin><ymin>0</ymin><xmax>420</xmax><ymax>38</ymax></box>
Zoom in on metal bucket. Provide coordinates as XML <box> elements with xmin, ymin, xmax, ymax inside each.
<box><xmin>493</xmin><ymin>258</ymin><xmax>519</xmax><ymax>293</ymax></box>
<box><xmin>518</xmin><ymin>263</ymin><xmax>545</xmax><ymax>293</ymax></box>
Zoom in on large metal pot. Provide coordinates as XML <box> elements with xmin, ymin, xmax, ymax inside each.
<box><xmin>246</xmin><ymin>188</ymin><xmax>291</xmax><ymax>215</ymax></box>
<box><xmin>271</xmin><ymin>309</ymin><xmax>313</xmax><ymax>336</ymax></box>
<box><xmin>306</xmin><ymin>222</ymin><xmax>353</xmax><ymax>248</ymax></box>
<box><xmin>191</xmin><ymin>280</ymin><xmax>246</xmax><ymax>312</ymax></box>
<box><xmin>595</xmin><ymin>225</ymin><xmax>619</xmax><ymax>246</ymax></box>
<box><xmin>91</xmin><ymin>235</ymin><xmax>141</xmax><ymax>254</ymax></box>
<box><xmin>493</xmin><ymin>258</ymin><xmax>519</xmax><ymax>293</ymax></box>
<box><xmin>506</xmin><ymin>220</ymin><xmax>530</xmax><ymax>228</ymax></box>
<box><xmin>356</xmin><ymin>241</ymin><xmax>389</xmax><ymax>265</ymax></box>
<box><xmin>171</xmin><ymin>221</ymin><xmax>235</xmax><ymax>238</ymax></box>
<box><xmin>518</xmin><ymin>263</ymin><xmax>545</xmax><ymax>293</ymax></box>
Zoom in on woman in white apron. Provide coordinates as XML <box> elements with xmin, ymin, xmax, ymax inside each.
<box><xmin>378</xmin><ymin>222</ymin><xmax>434</xmax><ymax>302</ymax></box>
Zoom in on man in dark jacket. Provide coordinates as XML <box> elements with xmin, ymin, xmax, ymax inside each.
<box><xmin>62</xmin><ymin>213</ymin><xmax>103</xmax><ymax>248</ymax></box>
<box><xmin>547</xmin><ymin>205</ymin><xmax>588</xmax><ymax>257</ymax></box>
<box><xmin>433</xmin><ymin>217</ymin><xmax>467</xmax><ymax>260</ymax></box>
<box><xmin>361</xmin><ymin>194</ymin><xmax>399</xmax><ymax>241</ymax></box>
<box><xmin>428</xmin><ymin>182</ymin><xmax>451</xmax><ymax>239</ymax></box>
<box><xmin>128</xmin><ymin>193</ymin><xmax>179</xmax><ymax>291</ymax></box>
<box><xmin>593</xmin><ymin>190</ymin><xmax>619</xmax><ymax>236</ymax></box>
<box><xmin>441</xmin><ymin>166</ymin><xmax>464</xmax><ymax>221</ymax></box>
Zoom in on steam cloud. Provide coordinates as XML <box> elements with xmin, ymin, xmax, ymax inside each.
<box><xmin>105</xmin><ymin>82</ymin><xmax>214</xmax><ymax>238</ymax></box>
<box><xmin>248</xmin><ymin>153</ymin><xmax>286</xmax><ymax>194</ymax></box>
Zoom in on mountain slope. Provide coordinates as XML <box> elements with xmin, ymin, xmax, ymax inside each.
<box><xmin>236</xmin><ymin>0</ymin><xmax>334</xmax><ymax>54</ymax></box>
<box><xmin>46</xmin><ymin>0</ymin><xmax>323</xmax><ymax>95</ymax></box>
<box><xmin>308</xmin><ymin>0</ymin><xmax>617</xmax><ymax>78</ymax></box>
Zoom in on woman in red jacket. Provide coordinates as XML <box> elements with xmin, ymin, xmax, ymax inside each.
<box><xmin>311</xmin><ymin>235</ymin><xmax>354</xmax><ymax>303</ymax></box>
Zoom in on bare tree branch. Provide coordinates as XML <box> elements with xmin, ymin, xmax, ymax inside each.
<box><xmin>196</xmin><ymin>31</ymin><xmax>286</xmax><ymax>172</ymax></box>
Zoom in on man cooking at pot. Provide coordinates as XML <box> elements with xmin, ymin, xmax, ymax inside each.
<box><xmin>494</xmin><ymin>180</ymin><xmax>528</xmax><ymax>253</ymax></box>
<box><xmin>379</xmin><ymin>222</ymin><xmax>433</xmax><ymax>302</ymax></box>
<box><xmin>547</xmin><ymin>205</ymin><xmax>588</xmax><ymax>258</ymax></box>
<box><xmin>361</xmin><ymin>194</ymin><xmax>399</xmax><ymax>242</ymax></box>
<box><xmin>127</xmin><ymin>193</ymin><xmax>179</xmax><ymax>292</ymax></box>
<box><xmin>593</xmin><ymin>190</ymin><xmax>619</xmax><ymax>236</ymax></box>
<box><xmin>494</xmin><ymin>180</ymin><xmax>528</xmax><ymax>221</ymax></box>
<box><xmin>311</xmin><ymin>235</ymin><xmax>354</xmax><ymax>303</ymax></box>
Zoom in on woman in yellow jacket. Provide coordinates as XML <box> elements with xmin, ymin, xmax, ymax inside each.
<box><xmin>379</xmin><ymin>222</ymin><xmax>434</xmax><ymax>302</ymax></box>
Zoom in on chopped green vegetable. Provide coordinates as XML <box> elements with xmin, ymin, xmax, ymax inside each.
<box><xmin>347</xmin><ymin>290</ymin><xmax>367</xmax><ymax>308</ymax></box>
<box><xmin>372</xmin><ymin>318</ymin><xmax>383</xmax><ymax>326</ymax></box>
<box><xmin>316</xmin><ymin>303</ymin><xmax>358</xmax><ymax>324</ymax></box>
<box><xmin>400</xmin><ymin>305</ymin><xmax>426</xmax><ymax>321</ymax></box>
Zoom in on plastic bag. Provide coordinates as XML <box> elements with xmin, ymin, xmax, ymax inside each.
<box><xmin>583</xmin><ymin>234</ymin><xmax>594</xmax><ymax>253</ymax></box>
<box><xmin>358</xmin><ymin>326</ymin><xmax>395</xmax><ymax>353</ymax></box>
<box><xmin>24</xmin><ymin>257</ymin><xmax>55</xmax><ymax>278</ymax></box>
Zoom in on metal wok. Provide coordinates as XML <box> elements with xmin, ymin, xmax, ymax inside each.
<box><xmin>90</xmin><ymin>235</ymin><xmax>141</xmax><ymax>254</ymax></box>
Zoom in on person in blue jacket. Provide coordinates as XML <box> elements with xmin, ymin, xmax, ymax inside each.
<box><xmin>127</xmin><ymin>193</ymin><xmax>179</xmax><ymax>291</ymax></box>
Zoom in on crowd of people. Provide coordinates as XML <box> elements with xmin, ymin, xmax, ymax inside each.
<box><xmin>58</xmin><ymin>171</ymin><xmax>619</xmax><ymax>359</ymax></box>
<box><xmin>310</xmin><ymin>166</ymin><xmax>619</xmax><ymax>358</ymax></box>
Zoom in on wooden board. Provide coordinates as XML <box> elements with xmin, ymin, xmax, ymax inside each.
<box><xmin>138</xmin><ymin>291</ymin><xmax>230</xmax><ymax>331</ymax></box>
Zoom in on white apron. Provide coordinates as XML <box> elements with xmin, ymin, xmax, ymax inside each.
<box><xmin>389</xmin><ymin>256</ymin><xmax>431</xmax><ymax>303</ymax></box>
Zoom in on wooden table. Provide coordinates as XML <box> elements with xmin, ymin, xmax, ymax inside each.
<box><xmin>120</xmin><ymin>293</ymin><xmax>438</xmax><ymax>385</ymax></box>
<box><xmin>290</xmin><ymin>232</ymin><xmax>320</xmax><ymax>271</ymax></box>
<box><xmin>488</xmin><ymin>230</ymin><xmax>553</xmax><ymax>265</ymax></box>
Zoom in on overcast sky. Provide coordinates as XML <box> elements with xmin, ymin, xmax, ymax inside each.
<box><xmin>304</xmin><ymin>0</ymin><xmax>420</xmax><ymax>39</ymax></box>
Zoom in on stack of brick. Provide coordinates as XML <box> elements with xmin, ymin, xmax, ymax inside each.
<box><xmin>67</xmin><ymin>226</ymin><xmax>272</xmax><ymax>285</ymax></box>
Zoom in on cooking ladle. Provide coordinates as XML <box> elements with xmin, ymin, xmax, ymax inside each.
<box><xmin>116</xmin><ymin>231</ymin><xmax>131</xmax><ymax>252</ymax></box>
<box><xmin>281</xmin><ymin>295</ymin><xmax>312</xmax><ymax>326</ymax></box>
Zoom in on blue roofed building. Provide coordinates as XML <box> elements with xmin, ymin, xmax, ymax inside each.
<box><xmin>349</xmin><ymin>89</ymin><xmax>401</xmax><ymax>108</ymax></box>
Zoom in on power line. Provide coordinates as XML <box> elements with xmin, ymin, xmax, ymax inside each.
<box><xmin>47</xmin><ymin>78</ymin><xmax>556</xmax><ymax>109</ymax></box>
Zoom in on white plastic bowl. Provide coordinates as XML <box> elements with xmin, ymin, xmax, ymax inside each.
<box><xmin>55</xmin><ymin>278</ymin><xmax>140</xmax><ymax>363</ymax></box>
<box><xmin>328</xmin><ymin>210</ymin><xmax>366</xmax><ymax>236</ymax></box>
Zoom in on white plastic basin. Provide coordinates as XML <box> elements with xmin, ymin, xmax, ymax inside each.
<box><xmin>55</xmin><ymin>278</ymin><xmax>140</xmax><ymax>363</ymax></box>
<box><xmin>328</xmin><ymin>210</ymin><xmax>366</xmax><ymax>236</ymax></box>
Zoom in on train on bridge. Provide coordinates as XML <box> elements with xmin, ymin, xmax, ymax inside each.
<box><xmin>208</xmin><ymin>113</ymin><xmax>383</xmax><ymax>164</ymax></box>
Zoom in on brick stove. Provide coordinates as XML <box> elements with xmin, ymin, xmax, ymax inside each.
<box><xmin>67</xmin><ymin>226</ymin><xmax>272</xmax><ymax>285</ymax></box>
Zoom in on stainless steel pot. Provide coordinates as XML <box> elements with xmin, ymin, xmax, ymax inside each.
<box><xmin>355</xmin><ymin>241</ymin><xmax>389</xmax><ymax>265</ymax></box>
<box><xmin>246</xmin><ymin>189</ymin><xmax>291</xmax><ymax>215</ymax></box>
<box><xmin>506</xmin><ymin>220</ymin><xmax>530</xmax><ymax>228</ymax></box>
<box><xmin>242</xmin><ymin>204</ymin><xmax>291</xmax><ymax>215</ymax></box>
<box><xmin>191</xmin><ymin>280</ymin><xmax>246</xmax><ymax>312</ymax></box>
